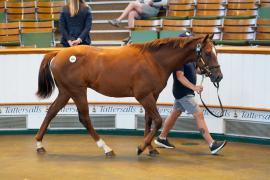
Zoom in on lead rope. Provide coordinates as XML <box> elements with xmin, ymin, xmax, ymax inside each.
<box><xmin>199</xmin><ymin>75</ymin><xmax>224</xmax><ymax>118</ymax></box>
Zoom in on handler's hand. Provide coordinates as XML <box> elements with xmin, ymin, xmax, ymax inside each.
<box><xmin>194</xmin><ymin>85</ymin><xmax>203</xmax><ymax>94</ymax></box>
<box><xmin>71</xmin><ymin>39</ymin><xmax>81</xmax><ymax>46</ymax></box>
<box><xmin>68</xmin><ymin>40</ymin><xmax>74</xmax><ymax>47</ymax></box>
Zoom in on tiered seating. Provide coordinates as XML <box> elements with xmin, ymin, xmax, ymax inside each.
<box><xmin>20</xmin><ymin>21</ymin><xmax>55</xmax><ymax>47</ymax></box>
<box><xmin>258</xmin><ymin>0</ymin><xmax>270</xmax><ymax>19</ymax></box>
<box><xmin>226</xmin><ymin>0</ymin><xmax>259</xmax><ymax>18</ymax></box>
<box><xmin>159</xmin><ymin>19</ymin><xmax>191</xmax><ymax>38</ymax></box>
<box><xmin>250</xmin><ymin>19</ymin><xmax>270</xmax><ymax>45</ymax></box>
<box><xmin>6</xmin><ymin>1</ymin><xmax>36</xmax><ymax>22</ymax></box>
<box><xmin>0</xmin><ymin>21</ymin><xmax>55</xmax><ymax>48</ymax></box>
<box><xmin>130</xmin><ymin>20</ymin><xmax>161</xmax><ymax>43</ymax></box>
<box><xmin>195</xmin><ymin>0</ymin><xmax>226</xmax><ymax>19</ymax></box>
<box><xmin>0</xmin><ymin>22</ymin><xmax>20</xmax><ymax>47</ymax></box>
<box><xmin>0</xmin><ymin>0</ymin><xmax>66</xmax><ymax>47</ymax></box>
<box><xmin>191</xmin><ymin>19</ymin><xmax>222</xmax><ymax>40</ymax></box>
<box><xmin>0</xmin><ymin>0</ymin><xmax>269</xmax><ymax>47</ymax></box>
<box><xmin>217</xmin><ymin>18</ymin><xmax>256</xmax><ymax>45</ymax></box>
<box><xmin>37</xmin><ymin>1</ymin><xmax>65</xmax><ymax>21</ymax></box>
<box><xmin>167</xmin><ymin>0</ymin><xmax>195</xmax><ymax>19</ymax></box>
<box><xmin>261</xmin><ymin>0</ymin><xmax>270</xmax><ymax>7</ymax></box>
<box><xmin>130</xmin><ymin>0</ymin><xmax>270</xmax><ymax>46</ymax></box>
<box><xmin>0</xmin><ymin>1</ymin><xmax>5</xmax><ymax>22</ymax></box>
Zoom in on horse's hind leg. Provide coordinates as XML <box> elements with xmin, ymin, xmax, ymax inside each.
<box><xmin>145</xmin><ymin>113</ymin><xmax>159</xmax><ymax>157</ymax></box>
<box><xmin>137</xmin><ymin>94</ymin><xmax>162</xmax><ymax>155</ymax></box>
<box><xmin>35</xmin><ymin>91</ymin><xmax>70</xmax><ymax>153</ymax></box>
<box><xmin>72</xmin><ymin>89</ymin><xmax>115</xmax><ymax>157</ymax></box>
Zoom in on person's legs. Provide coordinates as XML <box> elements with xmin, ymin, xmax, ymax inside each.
<box><xmin>182</xmin><ymin>96</ymin><xmax>226</xmax><ymax>155</ymax></box>
<box><xmin>159</xmin><ymin>109</ymin><xmax>181</xmax><ymax>138</ymax></box>
<box><xmin>155</xmin><ymin>99</ymin><xmax>184</xmax><ymax>148</ymax></box>
<box><xmin>118</xmin><ymin>2</ymin><xmax>142</xmax><ymax>21</ymax></box>
<box><xmin>108</xmin><ymin>2</ymin><xmax>142</xmax><ymax>27</ymax></box>
<box><xmin>193</xmin><ymin>111</ymin><xmax>214</xmax><ymax>146</ymax></box>
<box><xmin>128</xmin><ymin>10</ymin><xmax>140</xmax><ymax>28</ymax></box>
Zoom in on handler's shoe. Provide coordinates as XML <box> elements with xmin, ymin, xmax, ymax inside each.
<box><xmin>108</xmin><ymin>19</ymin><xmax>121</xmax><ymax>27</ymax></box>
<box><xmin>210</xmin><ymin>140</ymin><xmax>227</xmax><ymax>155</ymax></box>
<box><xmin>154</xmin><ymin>137</ymin><xmax>175</xmax><ymax>149</ymax></box>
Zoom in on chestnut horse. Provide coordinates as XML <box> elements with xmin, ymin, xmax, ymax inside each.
<box><xmin>35</xmin><ymin>34</ymin><xmax>222</xmax><ymax>157</ymax></box>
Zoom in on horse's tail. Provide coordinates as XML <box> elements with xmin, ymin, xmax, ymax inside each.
<box><xmin>36</xmin><ymin>51</ymin><xmax>58</xmax><ymax>99</ymax></box>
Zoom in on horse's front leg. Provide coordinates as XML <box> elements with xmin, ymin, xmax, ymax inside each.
<box><xmin>72</xmin><ymin>89</ymin><xmax>115</xmax><ymax>157</ymax></box>
<box><xmin>144</xmin><ymin>112</ymin><xmax>159</xmax><ymax>157</ymax></box>
<box><xmin>35</xmin><ymin>92</ymin><xmax>70</xmax><ymax>153</ymax></box>
<box><xmin>137</xmin><ymin>94</ymin><xmax>162</xmax><ymax>155</ymax></box>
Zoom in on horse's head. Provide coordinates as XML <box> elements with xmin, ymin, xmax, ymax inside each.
<box><xmin>196</xmin><ymin>34</ymin><xmax>223</xmax><ymax>83</ymax></box>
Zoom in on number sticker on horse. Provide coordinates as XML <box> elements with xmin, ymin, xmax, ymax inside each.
<box><xmin>69</xmin><ymin>55</ymin><xmax>77</xmax><ymax>63</ymax></box>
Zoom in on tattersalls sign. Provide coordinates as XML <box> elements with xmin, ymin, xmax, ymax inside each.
<box><xmin>0</xmin><ymin>104</ymin><xmax>270</xmax><ymax>131</ymax></box>
<box><xmin>202</xmin><ymin>108</ymin><xmax>270</xmax><ymax>122</ymax></box>
<box><xmin>0</xmin><ymin>104</ymin><xmax>173</xmax><ymax>116</ymax></box>
<box><xmin>0</xmin><ymin>104</ymin><xmax>270</xmax><ymax>122</ymax></box>
<box><xmin>4</xmin><ymin>106</ymin><xmax>42</xmax><ymax>114</ymax></box>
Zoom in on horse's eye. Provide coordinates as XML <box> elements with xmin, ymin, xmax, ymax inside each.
<box><xmin>204</xmin><ymin>51</ymin><xmax>212</xmax><ymax>58</ymax></box>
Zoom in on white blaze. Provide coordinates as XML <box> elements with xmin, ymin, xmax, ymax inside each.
<box><xmin>212</xmin><ymin>46</ymin><xmax>217</xmax><ymax>57</ymax></box>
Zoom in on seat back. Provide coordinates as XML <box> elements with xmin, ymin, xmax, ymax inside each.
<box><xmin>167</xmin><ymin>0</ymin><xmax>195</xmax><ymax>18</ymax></box>
<box><xmin>222</xmin><ymin>26</ymin><xmax>255</xmax><ymax>40</ymax></box>
<box><xmin>133</xmin><ymin>19</ymin><xmax>161</xmax><ymax>31</ymax></box>
<box><xmin>226</xmin><ymin>1</ymin><xmax>258</xmax><ymax>17</ymax></box>
<box><xmin>6</xmin><ymin>1</ymin><xmax>37</xmax><ymax>22</ymax></box>
<box><xmin>191</xmin><ymin>19</ymin><xmax>222</xmax><ymax>39</ymax></box>
<box><xmin>260</xmin><ymin>0</ymin><xmax>270</xmax><ymax>7</ymax></box>
<box><xmin>0</xmin><ymin>2</ymin><xmax>5</xmax><ymax>22</ymax></box>
<box><xmin>255</xmin><ymin>19</ymin><xmax>270</xmax><ymax>40</ymax></box>
<box><xmin>37</xmin><ymin>1</ymin><xmax>65</xmax><ymax>21</ymax></box>
<box><xmin>131</xmin><ymin>20</ymin><xmax>161</xmax><ymax>43</ymax></box>
<box><xmin>20</xmin><ymin>21</ymin><xmax>55</xmax><ymax>47</ymax></box>
<box><xmin>223</xmin><ymin>18</ymin><xmax>256</xmax><ymax>26</ymax></box>
<box><xmin>0</xmin><ymin>22</ymin><xmax>20</xmax><ymax>46</ymax></box>
<box><xmin>197</xmin><ymin>0</ymin><xmax>226</xmax><ymax>3</ymax></box>
<box><xmin>258</xmin><ymin>6</ymin><xmax>270</xmax><ymax>19</ymax></box>
<box><xmin>160</xmin><ymin>19</ymin><xmax>191</xmax><ymax>38</ymax></box>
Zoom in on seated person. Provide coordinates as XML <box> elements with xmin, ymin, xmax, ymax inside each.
<box><xmin>108</xmin><ymin>0</ymin><xmax>162</xmax><ymax>28</ymax></box>
<box><xmin>59</xmin><ymin>0</ymin><xmax>92</xmax><ymax>47</ymax></box>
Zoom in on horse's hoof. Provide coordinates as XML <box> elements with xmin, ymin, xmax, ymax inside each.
<box><xmin>105</xmin><ymin>150</ymin><xmax>116</xmax><ymax>157</ymax></box>
<box><xmin>149</xmin><ymin>149</ymin><xmax>159</xmax><ymax>157</ymax></box>
<box><xmin>36</xmin><ymin>147</ymin><xmax>46</xmax><ymax>154</ymax></box>
<box><xmin>137</xmin><ymin>146</ymin><xmax>143</xmax><ymax>155</ymax></box>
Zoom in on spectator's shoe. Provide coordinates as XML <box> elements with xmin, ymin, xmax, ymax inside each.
<box><xmin>154</xmin><ymin>137</ymin><xmax>175</xmax><ymax>149</ymax></box>
<box><xmin>108</xmin><ymin>19</ymin><xmax>121</xmax><ymax>27</ymax></box>
<box><xmin>210</xmin><ymin>140</ymin><xmax>227</xmax><ymax>155</ymax></box>
<box><xmin>122</xmin><ymin>36</ymin><xmax>131</xmax><ymax>45</ymax></box>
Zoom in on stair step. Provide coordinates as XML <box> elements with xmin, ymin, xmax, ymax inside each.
<box><xmin>89</xmin><ymin>3</ymin><xmax>128</xmax><ymax>10</ymax></box>
<box><xmin>91</xmin><ymin>40</ymin><xmax>124</xmax><ymax>46</ymax></box>
<box><xmin>92</xmin><ymin>11</ymin><xmax>122</xmax><ymax>20</ymax></box>
<box><xmin>91</xmin><ymin>31</ymin><xmax>129</xmax><ymax>41</ymax></box>
<box><xmin>92</xmin><ymin>21</ymin><xmax>128</xmax><ymax>30</ymax></box>
<box><xmin>90</xmin><ymin>0</ymin><xmax>130</xmax><ymax>2</ymax></box>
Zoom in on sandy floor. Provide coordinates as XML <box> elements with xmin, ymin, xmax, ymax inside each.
<box><xmin>0</xmin><ymin>134</ymin><xmax>269</xmax><ymax>180</ymax></box>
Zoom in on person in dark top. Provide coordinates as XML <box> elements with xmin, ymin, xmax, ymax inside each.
<box><xmin>59</xmin><ymin>0</ymin><xmax>92</xmax><ymax>47</ymax></box>
<box><xmin>155</xmin><ymin>32</ymin><xmax>227</xmax><ymax>155</ymax></box>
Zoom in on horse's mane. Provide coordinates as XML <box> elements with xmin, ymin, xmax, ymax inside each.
<box><xmin>130</xmin><ymin>36</ymin><xmax>203</xmax><ymax>52</ymax></box>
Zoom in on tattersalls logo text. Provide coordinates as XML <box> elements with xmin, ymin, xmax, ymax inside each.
<box><xmin>4</xmin><ymin>106</ymin><xmax>42</xmax><ymax>114</ymax></box>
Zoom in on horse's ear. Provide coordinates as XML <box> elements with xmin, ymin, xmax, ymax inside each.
<box><xmin>209</xmin><ymin>33</ymin><xmax>214</xmax><ymax>40</ymax></box>
<box><xmin>202</xmin><ymin>34</ymin><xmax>209</xmax><ymax>43</ymax></box>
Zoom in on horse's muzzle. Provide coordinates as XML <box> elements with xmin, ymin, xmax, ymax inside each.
<box><xmin>210</xmin><ymin>73</ymin><xmax>223</xmax><ymax>83</ymax></box>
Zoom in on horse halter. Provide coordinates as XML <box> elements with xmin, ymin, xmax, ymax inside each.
<box><xmin>196</xmin><ymin>43</ymin><xmax>224</xmax><ymax>118</ymax></box>
<box><xmin>195</xmin><ymin>43</ymin><xmax>220</xmax><ymax>82</ymax></box>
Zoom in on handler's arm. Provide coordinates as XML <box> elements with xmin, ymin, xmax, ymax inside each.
<box><xmin>176</xmin><ymin>71</ymin><xmax>203</xmax><ymax>94</ymax></box>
